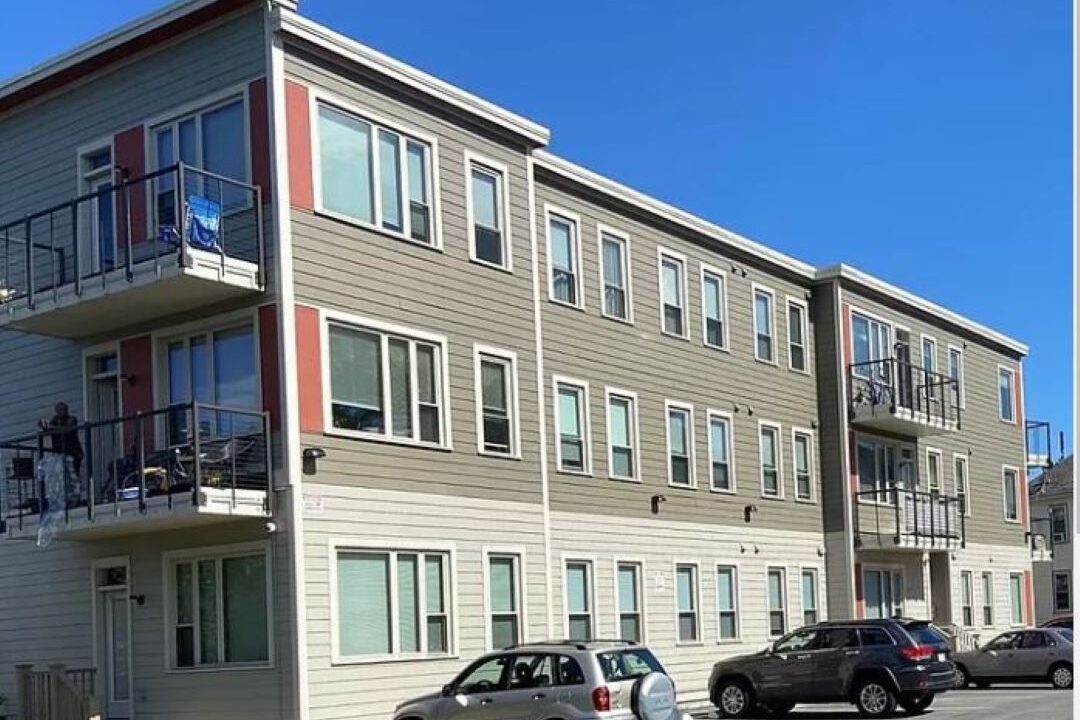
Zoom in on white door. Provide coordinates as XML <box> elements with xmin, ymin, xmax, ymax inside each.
<box><xmin>79</xmin><ymin>148</ymin><xmax>116</xmax><ymax>278</ymax></box>
<box><xmin>87</xmin><ymin>354</ymin><xmax>121</xmax><ymax>504</ymax></box>
<box><xmin>99</xmin><ymin>589</ymin><xmax>131</xmax><ymax>720</ymax></box>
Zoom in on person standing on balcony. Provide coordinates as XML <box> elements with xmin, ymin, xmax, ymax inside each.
<box><xmin>38</xmin><ymin>402</ymin><xmax>83</xmax><ymax>476</ymax></box>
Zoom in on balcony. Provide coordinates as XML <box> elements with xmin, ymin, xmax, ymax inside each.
<box><xmin>0</xmin><ymin>164</ymin><xmax>264</xmax><ymax>338</ymax></box>
<box><xmin>848</xmin><ymin>358</ymin><xmax>961</xmax><ymax>436</ymax></box>
<box><xmin>1</xmin><ymin>402</ymin><xmax>271</xmax><ymax>541</ymax></box>
<box><xmin>854</xmin><ymin>487</ymin><xmax>965</xmax><ymax>551</ymax></box>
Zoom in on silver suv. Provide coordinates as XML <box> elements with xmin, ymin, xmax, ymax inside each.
<box><xmin>393</xmin><ymin>641</ymin><xmax>686</xmax><ymax>720</ymax></box>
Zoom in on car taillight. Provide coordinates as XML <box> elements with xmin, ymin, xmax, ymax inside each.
<box><xmin>592</xmin><ymin>686</ymin><xmax>611</xmax><ymax>712</ymax></box>
<box><xmin>900</xmin><ymin>644</ymin><xmax>934</xmax><ymax>662</ymax></box>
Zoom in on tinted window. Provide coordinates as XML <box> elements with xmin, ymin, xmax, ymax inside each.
<box><xmin>985</xmin><ymin>633</ymin><xmax>1021</xmax><ymax>651</ymax></box>
<box><xmin>1059</xmin><ymin>629</ymin><xmax>1073</xmax><ymax>642</ymax></box>
<box><xmin>556</xmin><ymin>655</ymin><xmax>586</xmax><ymax>685</ymax></box>
<box><xmin>859</xmin><ymin>627</ymin><xmax>894</xmax><ymax>646</ymax></box>
<box><xmin>774</xmin><ymin>628</ymin><xmax>819</xmax><ymax>652</ymax></box>
<box><xmin>457</xmin><ymin>656</ymin><xmax>510</xmax><ymax>694</ymax></box>
<box><xmin>817</xmin><ymin>627</ymin><xmax>859</xmax><ymax>649</ymax></box>
<box><xmin>1021</xmin><ymin>632</ymin><xmax>1049</xmax><ymax>649</ymax></box>
<box><xmin>905</xmin><ymin>623</ymin><xmax>948</xmax><ymax>645</ymax></box>
<box><xmin>508</xmin><ymin>655</ymin><xmax>554</xmax><ymax>689</ymax></box>
<box><xmin>596</xmin><ymin>648</ymin><xmax>663</xmax><ymax>682</ymax></box>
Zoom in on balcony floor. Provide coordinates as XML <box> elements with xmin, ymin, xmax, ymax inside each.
<box><xmin>850</xmin><ymin>403</ymin><xmax>959</xmax><ymax>437</ymax></box>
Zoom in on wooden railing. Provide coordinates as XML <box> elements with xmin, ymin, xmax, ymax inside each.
<box><xmin>14</xmin><ymin>664</ymin><xmax>98</xmax><ymax>720</ymax></box>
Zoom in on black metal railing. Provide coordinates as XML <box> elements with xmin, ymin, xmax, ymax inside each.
<box><xmin>0</xmin><ymin>163</ymin><xmax>264</xmax><ymax>311</ymax></box>
<box><xmin>848</xmin><ymin>357</ymin><xmax>962</xmax><ymax>429</ymax></box>
<box><xmin>855</xmin><ymin>487</ymin><xmax>965</xmax><ymax>547</ymax></box>
<box><xmin>1025</xmin><ymin>420</ymin><xmax>1053</xmax><ymax>469</ymax></box>
<box><xmin>0</xmin><ymin>402</ymin><xmax>271</xmax><ymax>531</ymax></box>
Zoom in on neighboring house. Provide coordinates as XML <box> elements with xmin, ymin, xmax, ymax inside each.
<box><xmin>1030</xmin><ymin>455</ymin><xmax>1074</xmax><ymax>624</ymax></box>
<box><xmin>0</xmin><ymin>2</ymin><xmax>1033</xmax><ymax>720</ymax></box>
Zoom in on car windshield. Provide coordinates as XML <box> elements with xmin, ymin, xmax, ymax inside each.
<box><xmin>774</xmin><ymin>628</ymin><xmax>819</xmax><ymax>652</ymax></box>
<box><xmin>905</xmin><ymin>623</ymin><xmax>947</xmax><ymax>645</ymax></box>
<box><xmin>595</xmin><ymin>648</ymin><xmax>664</xmax><ymax>682</ymax></box>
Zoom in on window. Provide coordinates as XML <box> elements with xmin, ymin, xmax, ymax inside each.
<box><xmin>851</xmin><ymin>312</ymin><xmax>891</xmax><ymax>379</ymax></box>
<box><xmin>467</xmin><ymin>155</ymin><xmax>509</xmax><ymax>269</ymax></box>
<box><xmin>716</xmin><ymin>566</ymin><xmax>739</xmax><ymax>640</ymax></box>
<box><xmin>565</xmin><ymin>561</ymin><xmax>593</xmax><ymax>640</ymax></box>
<box><xmin>1051</xmin><ymin>504</ymin><xmax>1069</xmax><ymax>544</ymax></box>
<box><xmin>596</xmin><ymin>648</ymin><xmax>663</xmax><ymax>682</ymax></box>
<box><xmin>666</xmin><ymin>403</ymin><xmax>695</xmax><ymax>487</ymax></box>
<box><xmin>335</xmin><ymin>549</ymin><xmax>450</xmax><ymax>658</ymax></box>
<box><xmin>859</xmin><ymin>627</ymin><xmax>894</xmax><ymax>646</ymax></box>
<box><xmin>606</xmin><ymin>390</ymin><xmax>639</xmax><ymax>481</ymax></box>
<box><xmin>327</xmin><ymin>318</ymin><xmax>445</xmax><ymax>446</ymax></box>
<box><xmin>863</xmin><ymin>568</ymin><xmax>903</xmax><ymax>619</ymax></box>
<box><xmin>999</xmin><ymin>367</ymin><xmax>1016</xmax><ymax>422</ymax></box>
<box><xmin>78</xmin><ymin>145</ymin><xmax>116</xmax><ymax>276</ymax></box>
<box><xmin>169</xmin><ymin>546</ymin><xmax>269</xmax><ymax>669</ymax></box>
<box><xmin>954</xmin><ymin>455</ymin><xmax>970</xmax><ymax>516</ymax></box>
<box><xmin>960</xmin><ymin>571</ymin><xmax>974</xmax><ymax>627</ymax></box>
<box><xmin>555</xmin><ymin>379</ymin><xmax>590</xmax><ymax>473</ymax></box>
<box><xmin>708</xmin><ymin>411</ymin><xmax>735</xmax><ymax>492</ymax></box>
<box><xmin>475</xmin><ymin>347</ymin><xmax>518</xmax><ymax>457</ymax></box>
<box><xmin>787</xmin><ymin>298</ymin><xmax>809</xmax><ymax>372</ymax></box>
<box><xmin>675</xmin><ymin>564</ymin><xmax>699</xmax><ymax>642</ymax></box>
<box><xmin>926</xmin><ymin>449</ymin><xmax>942</xmax><ymax>495</ymax></box>
<box><xmin>922</xmin><ymin>337</ymin><xmax>937</xmax><ymax>376</ymax></box>
<box><xmin>1002</xmin><ymin>467</ymin><xmax>1020</xmax><ymax>522</ymax></box>
<box><xmin>658</xmin><ymin>249</ymin><xmax>687</xmax><ymax>337</ymax></box>
<box><xmin>599</xmin><ymin>229</ymin><xmax>631</xmax><ymax>321</ymax></box>
<box><xmin>774</xmin><ymin>627</ymin><xmax>818</xmax><ymax>652</ymax></box>
<box><xmin>616</xmin><ymin>563</ymin><xmax>643</xmax><ymax>643</ymax></box>
<box><xmin>948</xmin><ymin>346</ymin><xmax>965</xmax><ymax>408</ymax></box>
<box><xmin>981</xmin><ymin>572</ymin><xmax>994</xmax><ymax>626</ymax></box>
<box><xmin>753</xmin><ymin>285</ymin><xmax>777</xmax><ymax>363</ymax></box>
<box><xmin>1054</xmin><ymin>572</ymin><xmax>1071</xmax><ymax>612</ymax></box>
<box><xmin>759</xmin><ymin>423</ymin><xmax>782</xmax><ymax>498</ymax></box>
<box><xmin>701</xmin><ymin>266</ymin><xmax>728</xmax><ymax>350</ymax></box>
<box><xmin>165</xmin><ymin>323</ymin><xmax>258</xmax><ymax>412</ymax></box>
<box><xmin>488</xmin><ymin>554</ymin><xmax>521</xmax><ymax>649</ymax></box>
<box><xmin>801</xmin><ymin>569</ymin><xmax>819</xmax><ymax>625</ymax></box>
<box><xmin>793</xmin><ymin>430</ymin><xmax>814</xmax><ymax>501</ymax></box>
<box><xmin>1009</xmin><ymin>573</ymin><xmax>1024</xmax><ymax>625</ymax></box>
<box><xmin>314</xmin><ymin>103</ymin><xmax>434</xmax><ymax>244</ymax></box>
<box><xmin>767</xmin><ymin>567</ymin><xmax>786</xmax><ymax>638</ymax></box>
<box><xmin>547</xmin><ymin>208</ymin><xmax>581</xmax><ymax>306</ymax></box>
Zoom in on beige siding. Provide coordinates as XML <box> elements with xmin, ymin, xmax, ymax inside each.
<box><xmin>951</xmin><ymin>541</ymin><xmax>1038</xmax><ymax>638</ymax></box>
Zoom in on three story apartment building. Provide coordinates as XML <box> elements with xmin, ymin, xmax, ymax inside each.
<box><xmin>0</xmin><ymin>2</ymin><xmax>1034</xmax><ymax>720</ymax></box>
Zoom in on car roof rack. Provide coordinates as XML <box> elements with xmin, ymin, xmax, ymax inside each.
<box><xmin>501</xmin><ymin>638</ymin><xmax>639</xmax><ymax>651</ymax></box>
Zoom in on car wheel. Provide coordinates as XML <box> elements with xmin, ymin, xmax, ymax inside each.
<box><xmin>1050</xmin><ymin>662</ymin><xmax>1073</xmax><ymax>689</ymax></box>
<box><xmin>714</xmin><ymin>679</ymin><xmax>754</xmax><ymax>719</ymax></box>
<box><xmin>899</xmin><ymin>694</ymin><xmax>934</xmax><ymax>715</ymax></box>
<box><xmin>953</xmin><ymin>665</ymin><xmax>970</xmax><ymax>689</ymax></box>
<box><xmin>855</xmin><ymin>678</ymin><xmax>897</xmax><ymax>718</ymax></box>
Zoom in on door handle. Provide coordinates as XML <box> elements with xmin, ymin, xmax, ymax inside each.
<box><xmin>795</xmin><ymin>654</ymin><xmax>811</xmax><ymax>660</ymax></box>
<box><xmin>532</xmin><ymin>693</ymin><xmax>546</xmax><ymax>701</ymax></box>
<box><xmin>844</xmin><ymin>650</ymin><xmax>861</xmax><ymax>656</ymax></box>
<box><xmin>479</xmin><ymin>698</ymin><xmax>493</xmax><ymax>705</ymax></box>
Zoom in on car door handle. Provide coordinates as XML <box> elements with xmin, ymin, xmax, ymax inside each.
<box><xmin>845</xmin><ymin>650</ymin><xmax>861</xmax><ymax>656</ymax></box>
<box><xmin>479</xmin><ymin>698</ymin><xmax>494</xmax><ymax>705</ymax></box>
<box><xmin>796</xmin><ymin>654</ymin><xmax>811</xmax><ymax>660</ymax></box>
<box><xmin>532</xmin><ymin>693</ymin><xmax>546</xmax><ymax>701</ymax></box>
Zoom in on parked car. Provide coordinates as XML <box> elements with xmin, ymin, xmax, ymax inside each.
<box><xmin>708</xmin><ymin>619</ymin><xmax>955</xmax><ymax>718</ymax></box>
<box><xmin>393</xmin><ymin>640</ymin><xmax>686</xmax><ymax>720</ymax></box>
<box><xmin>953</xmin><ymin>628</ymin><xmax>1073</xmax><ymax>689</ymax></box>
<box><xmin>1040</xmin><ymin>615</ymin><xmax>1073</xmax><ymax>629</ymax></box>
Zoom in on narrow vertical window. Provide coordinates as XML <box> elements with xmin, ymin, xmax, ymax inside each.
<box><xmin>659</xmin><ymin>250</ymin><xmax>687</xmax><ymax>337</ymax></box>
<box><xmin>476</xmin><ymin>349</ymin><xmax>517</xmax><ymax>456</ymax></box>
<box><xmin>1002</xmin><ymin>467</ymin><xmax>1019</xmax><ymax>521</ymax></box>
<box><xmin>927</xmin><ymin>449</ymin><xmax>942</xmax><ymax>495</ymax></box>
<box><xmin>617</xmin><ymin>563</ymin><xmax>642</xmax><ymax>643</ymax></box>
<box><xmin>999</xmin><ymin>368</ymin><xmax>1015</xmax><ymax>422</ymax></box>
<box><xmin>708</xmin><ymin>412</ymin><xmax>734</xmax><ymax>492</ymax></box>
<box><xmin>759</xmin><ymin>423</ymin><xmax>782</xmax><ymax>498</ymax></box>
<box><xmin>922</xmin><ymin>337</ymin><xmax>937</xmax><ymax>376</ymax></box>
<box><xmin>793</xmin><ymin>431</ymin><xmax>813</xmax><ymax>501</ymax></box>
<box><xmin>667</xmin><ymin>404</ymin><xmax>694</xmax><ymax>487</ymax></box>
<box><xmin>607</xmin><ymin>391</ymin><xmax>638</xmax><ymax>480</ymax></box>
<box><xmin>468</xmin><ymin>159</ymin><xmax>508</xmax><ymax>269</ymax></box>
<box><xmin>787</xmin><ymin>298</ymin><xmax>808</xmax><ymax>372</ymax></box>
<box><xmin>565</xmin><ymin>561</ymin><xmax>593</xmax><ymax>640</ymax></box>
<box><xmin>981</xmin><ymin>572</ymin><xmax>994</xmax><ymax>626</ymax></box>
<box><xmin>1009</xmin><ymin>573</ymin><xmax>1024</xmax><ymax>625</ymax></box>
<box><xmin>1053</xmin><ymin>572</ymin><xmax>1071</xmax><ymax>612</ymax></box>
<box><xmin>801</xmin><ymin>569</ymin><xmax>819</xmax><ymax>625</ymax></box>
<box><xmin>547</xmin><ymin>211</ymin><xmax>580</xmax><ymax>306</ymax></box>
<box><xmin>675</xmin><ymin>565</ymin><xmax>699</xmax><ymax>642</ymax></box>
<box><xmin>753</xmin><ymin>286</ymin><xmax>776</xmax><ymax>363</ymax></box>
<box><xmin>600</xmin><ymin>231</ymin><xmax>631</xmax><ymax>321</ymax></box>
<box><xmin>948</xmin><ymin>346</ymin><xmax>964</xmax><ymax>408</ymax></box>
<box><xmin>767</xmin><ymin>567</ymin><xmax>786</xmax><ymax>638</ymax></box>
<box><xmin>960</xmin><ymin>571</ymin><xmax>974</xmax><ymax>626</ymax></box>
<box><xmin>488</xmin><ymin>555</ymin><xmax>520</xmax><ymax>649</ymax></box>
<box><xmin>716</xmin><ymin>566</ymin><xmax>738</xmax><ymax>640</ymax></box>
<box><xmin>701</xmin><ymin>267</ymin><xmax>727</xmax><ymax>349</ymax></box>
<box><xmin>555</xmin><ymin>380</ymin><xmax>589</xmax><ymax>473</ymax></box>
<box><xmin>954</xmin><ymin>455</ymin><xmax>969</xmax><ymax>516</ymax></box>
<box><xmin>1051</xmin><ymin>505</ymin><xmax>1069</xmax><ymax>544</ymax></box>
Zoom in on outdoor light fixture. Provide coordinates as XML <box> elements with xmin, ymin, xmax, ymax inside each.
<box><xmin>744</xmin><ymin>504</ymin><xmax>758</xmax><ymax>523</ymax></box>
<box><xmin>303</xmin><ymin>447</ymin><xmax>327</xmax><ymax>475</ymax></box>
<box><xmin>650</xmin><ymin>494</ymin><xmax>667</xmax><ymax>514</ymax></box>
<box><xmin>129</xmin><ymin>594</ymin><xmax>146</xmax><ymax>606</ymax></box>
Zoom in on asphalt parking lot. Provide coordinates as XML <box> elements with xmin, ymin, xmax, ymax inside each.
<box><xmin>690</xmin><ymin>685</ymin><xmax>1073</xmax><ymax>719</ymax></box>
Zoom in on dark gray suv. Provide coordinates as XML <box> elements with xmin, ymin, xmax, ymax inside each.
<box><xmin>708</xmin><ymin>619</ymin><xmax>955</xmax><ymax>717</ymax></box>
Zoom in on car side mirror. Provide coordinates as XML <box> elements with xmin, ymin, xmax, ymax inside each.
<box><xmin>441</xmin><ymin>684</ymin><xmax>454</xmax><ymax>697</ymax></box>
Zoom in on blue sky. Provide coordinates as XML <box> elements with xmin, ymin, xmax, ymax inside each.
<box><xmin>2</xmin><ymin>1</ymin><xmax>1073</xmax><ymax>457</ymax></box>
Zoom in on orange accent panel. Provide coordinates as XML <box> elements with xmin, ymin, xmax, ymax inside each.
<box><xmin>119</xmin><ymin>335</ymin><xmax>153</xmax><ymax>450</ymax></box>
<box><xmin>295</xmin><ymin>304</ymin><xmax>323</xmax><ymax>434</ymax></box>
<box><xmin>285</xmin><ymin>80</ymin><xmax>313</xmax><ymax>211</ymax></box>
<box><xmin>114</xmin><ymin>125</ymin><xmax>147</xmax><ymax>245</ymax></box>
<box><xmin>248</xmin><ymin>77</ymin><xmax>271</xmax><ymax>202</ymax></box>
<box><xmin>854</xmin><ymin>563</ymin><xmax>865</xmax><ymax>619</ymax></box>
<box><xmin>1023</xmin><ymin>570</ymin><xmax>1035</xmax><ymax>625</ymax></box>
<box><xmin>259</xmin><ymin>304</ymin><xmax>281</xmax><ymax>431</ymax></box>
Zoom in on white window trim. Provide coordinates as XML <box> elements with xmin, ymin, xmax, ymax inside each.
<box><xmin>997</xmin><ymin>365</ymin><xmax>1018</xmax><ymax>424</ymax></box>
<box><xmin>464</xmin><ymin>149</ymin><xmax>513</xmax><ymax>272</ymax></box>
<box><xmin>700</xmin><ymin>263</ymin><xmax>730</xmax><ymax>352</ymax></box>
<box><xmin>1001</xmin><ymin>465</ymin><xmax>1021</xmax><ymax>524</ymax></box>
<box><xmin>947</xmin><ymin>344</ymin><xmax>966</xmax><ymax>409</ymax></box>
<box><xmin>605</xmin><ymin>387</ymin><xmax>641</xmax><ymax>483</ymax></box>
<box><xmin>920</xmin><ymin>334</ymin><xmax>938</xmax><ymax>374</ymax></box>
<box><xmin>799</xmin><ymin>565</ymin><xmax>823</xmax><ymax>625</ymax></box>
<box><xmin>308</xmin><ymin>88</ymin><xmax>444</xmax><ymax>250</ymax></box>
<box><xmin>1050</xmin><ymin>503</ymin><xmax>1070</xmax><ymax>544</ymax></box>
<box><xmin>544</xmin><ymin>203</ymin><xmax>584</xmax><ymax>309</ymax></box>
<box><xmin>706</xmin><ymin>409</ymin><xmax>737</xmax><ymax>494</ymax></box>
<box><xmin>752</xmin><ymin>282</ymin><xmax>778</xmax><ymax>366</ymax></box>
<box><xmin>161</xmin><ymin>541</ymin><xmax>273</xmax><ymax>673</ymax></box>
<box><xmin>765</xmin><ymin>566</ymin><xmax>788</xmax><ymax>639</ymax></box>
<box><xmin>657</xmin><ymin>246</ymin><xmax>689</xmax><ymax>340</ymax></box>
<box><xmin>1008</xmin><ymin>572</ymin><xmax>1026</xmax><ymax>627</ymax></box>
<box><xmin>849</xmin><ymin>306</ymin><xmax>894</xmax><ymax>378</ymax></box>
<box><xmin>980</xmin><ymin>570</ymin><xmax>995</xmax><ymax>628</ymax></box>
<box><xmin>953</xmin><ymin>453</ymin><xmax>971</xmax><ymax>517</ymax></box>
<box><xmin>665</xmin><ymin>400</ymin><xmax>697</xmax><ymax>489</ymax></box>
<box><xmin>612</xmin><ymin>558</ymin><xmax>647</xmax><ymax>643</ymax></box>
<box><xmin>791</xmin><ymin>427</ymin><xmax>816</xmax><ymax>503</ymax></box>
<box><xmin>959</xmin><ymin>570</ymin><xmax>975</xmax><ymax>628</ymax></box>
<box><xmin>328</xmin><ymin>537</ymin><xmax>459</xmax><ymax>665</ymax></box>
<box><xmin>715</xmin><ymin>562</ymin><xmax>742</xmax><ymax>644</ymax></box>
<box><xmin>596</xmin><ymin>224</ymin><xmax>634</xmax><ymax>324</ymax></box>
<box><xmin>562</xmin><ymin>555</ymin><xmax>597</xmax><ymax>640</ymax></box>
<box><xmin>319</xmin><ymin>308</ymin><xmax>454</xmax><ymax>450</ymax></box>
<box><xmin>758</xmin><ymin>420</ymin><xmax>784</xmax><ymax>499</ymax></box>
<box><xmin>925</xmin><ymin>447</ymin><xmax>943</xmax><ymax>494</ymax></box>
<box><xmin>553</xmin><ymin>375</ymin><xmax>592</xmax><ymax>475</ymax></box>
<box><xmin>473</xmin><ymin>344</ymin><xmax>522</xmax><ymax>459</ymax></box>
<box><xmin>1053</xmin><ymin>570</ymin><xmax>1072</xmax><ymax>613</ymax></box>
<box><xmin>673</xmin><ymin>561</ymin><xmax>703</xmax><ymax>646</ymax></box>
<box><xmin>862</xmin><ymin>564</ymin><xmax>906</xmax><ymax>619</ymax></box>
<box><xmin>785</xmin><ymin>295</ymin><xmax>811</xmax><ymax>374</ymax></box>
<box><xmin>482</xmin><ymin>547</ymin><xmax>528</xmax><ymax>650</ymax></box>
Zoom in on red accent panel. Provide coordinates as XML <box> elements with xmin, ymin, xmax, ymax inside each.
<box><xmin>295</xmin><ymin>304</ymin><xmax>323</xmax><ymax>434</ymax></box>
<box><xmin>854</xmin><ymin>563</ymin><xmax>865</xmax><ymax>619</ymax></box>
<box><xmin>248</xmin><ymin>77</ymin><xmax>271</xmax><ymax>203</ymax></box>
<box><xmin>1023</xmin><ymin>570</ymin><xmax>1035</xmax><ymax>625</ymax></box>
<box><xmin>120</xmin><ymin>335</ymin><xmax>153</xmax><ymax>449</ymax></box>
<box><xmin>848</xmin><ymin>430</ymin><xmax>859</xmax><ymax>494</ymax></box>
<box><xmin>259</xmin><ymin>304</ymin><xmax>281</xmax><ymax>431</ymax></box>
<box><xmin>114</xmin><ymin>126</ymin><xmax>147</xmax><ymax>245</ymax></box>
<box><xmin>285</xmin><ymin>80</ymin><xmax>313</xmax><ymax>211</ymax></box>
